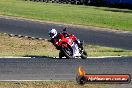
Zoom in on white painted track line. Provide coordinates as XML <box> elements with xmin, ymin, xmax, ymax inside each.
<box><xmin>0</xmin><ymin>57</ymin><xmax>31</xmax><ymax>58</ymax></box>
<box><xmin>0</xmin><ymin>80</ymin><xmax>68</xmax><ymax>81</ymax></box>
<box><xmin>87</xmin><ymin>56</ymin><xmax>123</xmax><ymax>58</ymax></box>
<box><xmin>54</xmin><ymin>56</ymin><xmax>124</xmax><ymax>59</ymax></box>
<box><xmin>0</xmin><ymin>56</ymin><xmax>125</xmax><ymax>59</ymax></box>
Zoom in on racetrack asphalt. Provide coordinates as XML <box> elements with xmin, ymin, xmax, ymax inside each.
<box><xmin>0</xmin><ymin>16</ymin><xmax>132</xmax><ymax>50</ymax></box>
<box><xmin>0</xmin><ymin>56</ymin><xmax>131</xmax><ymax>80</ymax></box>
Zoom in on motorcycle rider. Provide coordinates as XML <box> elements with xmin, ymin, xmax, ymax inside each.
<box><xmin>48</xmin><ymin>28</ymin><xmax>83</xmax><ymax>50</ymax></box>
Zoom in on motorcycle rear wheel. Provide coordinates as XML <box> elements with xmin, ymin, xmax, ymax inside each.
<box><xmin>81</xmin><ymin>51</ymin><xmax>87</xmax><ymax>59</ymax></box>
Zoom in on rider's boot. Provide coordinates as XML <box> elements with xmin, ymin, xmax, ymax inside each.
<box><xmin>75</xmin><ymin>39</ymin><xmax>84</xmax><ymax>50</ymax></box>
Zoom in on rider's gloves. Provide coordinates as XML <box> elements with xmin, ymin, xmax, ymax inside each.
<box><xmin>63</xmin><ymin>33</ymin><xmax>70</xmax><ymax>38</ymax></box>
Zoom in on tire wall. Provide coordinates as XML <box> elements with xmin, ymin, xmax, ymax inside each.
<box><xmin>25</xmin><ymin>0</ymin><xmax>132</xmax><ymax>9</ymax></box>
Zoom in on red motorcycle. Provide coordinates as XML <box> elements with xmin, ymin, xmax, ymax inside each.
<box><xmin>53</xmin><ymin>33</ymin><xmax>87</xmax><ymax>59</ymax></box>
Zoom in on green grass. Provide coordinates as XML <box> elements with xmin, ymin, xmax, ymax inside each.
<box><xmin>0</xmin><ymin>33</ymin><xmax>132</xmax><ymax>57</ymax></box>
<box><xmin>0</xmin><ymin>81</ymin><xmax>110</xmax><ymax>88</ymax></box>
<box><xmin>0</xmin><ymin>0</ymin><xmax>132</xmax><ymax>31</ymax></box>
<box><xmin>0</xmin><ymin>33</ymin><xmax>59</xmax><ymax>57</ymax></box>
<box><xmin>85</xmin><ymin>45</ymin><xmax>132</xmax><ymax>57</ymax></box>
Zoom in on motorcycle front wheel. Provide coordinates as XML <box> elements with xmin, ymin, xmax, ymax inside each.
<box><xmin>59</xmin><ymin>51</ymin><xmax>64</xmax><ymax>59</ymax></box>
<box><xmin>61</xmin><ymin>44</ymin><xmax>73</xmax><ymax>59</ymax></box>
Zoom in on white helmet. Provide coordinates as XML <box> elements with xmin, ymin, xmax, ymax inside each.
<box><xmin>49</xmin><ymin>29</ymin><xmax>57</xmax><ymax>38</ymax></box>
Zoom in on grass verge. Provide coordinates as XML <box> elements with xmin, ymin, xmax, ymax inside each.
<box><xmin>0</xmin><ymin>0</ymin><xmax>132</xmax><ymax>31</ymax></box>
<box><xmin>0</xmin><ymin>81</ymin><xmax>109</xmax><ymax>88</ymax></box>
<box><xmin>0</xmin><ymin>33</ymin><xmax>132</xmax><ymax>57</ymax></box>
